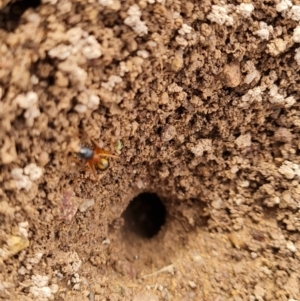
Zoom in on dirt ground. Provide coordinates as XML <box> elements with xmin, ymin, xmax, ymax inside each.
<box><xmin>1</xmin><ymin>0</ymin><xmax>300</xmax><ymax>300</ymax></box>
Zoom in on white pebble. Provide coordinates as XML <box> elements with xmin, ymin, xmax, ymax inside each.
<box><xmin>241</xmin><ymin>87</ymin><xmax>262</xmax><ymax>106</ymax></box>
<box><xmin>254</xmin><ymin>22</ymin><xmax>273</xmax><ymax>40</ymax></box>
<box><xmin>295</xmin><ymin>48</ymin><xmax>300</xmax><ymax>65</ymax></box>
<box><xmin>82</xmin><ymin>45</ymin><xmax>102</xmax><ymax>60</ymax></box>
<box><xmin>57</xmin><ymin>0</ymin><xmax>71</xmax><ymax>13</ymax></box>
<box><xmin>66</xmin><ymin>27</ymin><xmax>84</xmax><ymax>45</ymax></box>
<box><xmin>41</xmin><ymin>0</ymin><xmax>58</xmax><ymax>4</ymax></box>
<box><xmin>251</xmin><ymin>252</ymin><xmax>258</xmax><ymax>259</ymax></box>
<box><xmin>98</xmin><ymin>0</ymin><xmax>113</xmax><ymax>6</ymax></box>
<box><xmin>18</xmin><ymin>266</ymin><xmax>27</xmax><ymax>275</ymax></box>
<box><xmin>188</xmin><ymin>281</ymin><xmax>197</xmax><ymax>288</ymax></box>
<box><xmin>79</xmin><ymin>199</ymin><xmax>95</xmax><ymax>212</ymax></box>
<box><xmin>124</xmin><ymin>5</ymin><xmax>148</xmax><ymax>36</ymax></box>
<box><xmin>276</xmin><ymin>0</ymin><xmax>292</xmax><ymax>12</ymax></box>
<box><xmin>101</xmin><ymin>75</ymin><xmax>122</xmax><ymax>91</ymax></box>
<box><xmin>73</xmin><ymin>283</ymin><xmax>80</xmax><ymax>290</ymax></box>
<box><xmin>236</xmin><ymin>3</ymin><xmax>254</xmax><ymax>18</ymax></box>
<box><xmin>287</xmin><ymin>241</ymin><xmax>297</xmax><ymax>252</ymax></box>
<box><xmin>82</xmin><ymin>35</ymin><xmax>102</xmax><ymax>59</ymax></box>
<box><xmin>24</xmin><ymin>163</ymin><xmax>43</xmax><ymax>181</ymax></box>
<box><xmin>74</xmin><ymin>104</ymin><xmax>87</xmax><ymax>113</ymax></box>
<box><xmin>278</xmin><ymin>160</ymin><xmax>300</xmax><ymax>179</ymax></box>
<box><xmin>293</xmin><ymin>26</ymin><xmax>300</xmax><ymax>43</ymax></box>
<box><xmin>14</xmin><ymin>92</ymin><xmax>38</xmax><ymax>109</ymax></box>
<box><xmin>87</xmin><ymin>94</ymin><xmax>100</xmax><ymax>110</ymax></box>
<box><xmin>269</xmin><ymin>85</ymin><xmax>285</xmax><ymax>104</ymax></box>
<box><xmin>31</xmin><ymin>275</ymin><xmax>49</xmax><ymax>287</ymax></box>
<box><xmin>48</xmin><ymin>44</ymin><xmax>72</xmax><ymax>60</ymax></box>
<box><xmin>178</xmin><ymin>24</ymin><xmax>193</xmax><ymax>35</ymax></box>
<box><xmin>207</xmin><ymin>5</ymin><xmax>234</xmax><ymax>26</ymax></box>
<box><xmin>137</xmin><ymin>50</ymin><xmax>149</xmax><ymax>59</ymax></box>
<box><xmin>244</xmin><ymin>69</ymin><xmax>260</xmax><ymax>84</ymax></box>
<box><xmin>102</xmin><ymin>238</ymin><xmax>111</xmax><ymax>245</ymax></box>
<box><xmin>24</xmin><ymin>106</ymin><xmax>41</xmax><ymax>127</ymax></box>
<box><xmin>29</xmin><ymin>286</ymin><xmax>52</xmax><ymax>298</ymax></box>
<box><xmin>287</xmin><ymin>5</ymin><xmax>300</xmax><ymax>21</ymax></box>
<box><xmin>50</xmin><ymin>284</ymin><xmax>59</xmax><ymax>294</ymax></box>
<box><xmin>11</xmin><ymin>168</ymin><xmax>32</xmax><ymax>191</ymax></box>
<box><xmin>25</xmin><ymin>12</ymin><xmax>41</xmax><ymax>24</ymax></box>
<box><xmin>190</xmin><ymin>139</ymin><xmax>212</xmax><ymax>157</ymax></box>
<box><xmin>18</xmin><ymin>221</ymin><xmax>29</xmax><ymax>238</ymax></box>
<box><xmin>231</xmin><ymin>166</ymin><xmax>239</xmax><ymax>174</ymax></box>
<box><xmin>30</xmin><ymin>75</ymin><xmax>39</xmax><ymax>85</ymax></box>
<box><xmin>284</xmin><ymin>96</ymin><xmax>296</xmax><ymax>108</ymax></box>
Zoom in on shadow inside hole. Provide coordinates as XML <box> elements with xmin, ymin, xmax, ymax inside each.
<box><xmin>0</xmin><ymin>0</ymin><xmax>41</xmax><ymax>32</ymax></box>
<box><xmin>122</xmin><ymin>192</ymin><xmax>167</xmax><ymax>239</ymax></box>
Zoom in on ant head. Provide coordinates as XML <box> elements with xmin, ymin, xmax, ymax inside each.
<box><xmin>77</xmin><ymin>146</ymin><xmax>94</xmax><ymax>160</ymax></box>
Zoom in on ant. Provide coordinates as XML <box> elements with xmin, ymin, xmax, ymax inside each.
<box><xmin>77</xmin><ymin>140</ymin><xmax>118</xmax><ymax>180</ymax></box>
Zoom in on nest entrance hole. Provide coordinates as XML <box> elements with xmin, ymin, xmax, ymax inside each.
<box><xmin>122</xmin><ymin>192</ymin><xmax>167</xmax><ymax>239</ymax></box>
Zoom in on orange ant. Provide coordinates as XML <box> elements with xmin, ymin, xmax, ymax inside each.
<box><xmin>77</xmin><ymin>140</ymin><xmax>118</xmax><ymax>180</ymax></box>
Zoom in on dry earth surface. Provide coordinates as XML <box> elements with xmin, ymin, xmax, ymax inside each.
<box><xmin>1</xmin><ymin>0</ymin><xmax>300</xmax><ymax>300</ymax></box>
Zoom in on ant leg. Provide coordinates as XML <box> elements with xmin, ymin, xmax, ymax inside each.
<box><xmin>88</xmin><ymin>161</ymin><xmax>98</xmax><ymax>180</ymax></box>
<box><xmin>92</xmin><ymin>139</ymin><xmax>118</xmax><ymax>158</ymax></box>
<box><xmin>91</xmin><ymin>139</ymin><xmax>102</xmax><ymax>149</ymax></box>
<box><xmin>110</xmin><ymin>138</ymin><xmax>119</xmax><ymax>154</ymax></box>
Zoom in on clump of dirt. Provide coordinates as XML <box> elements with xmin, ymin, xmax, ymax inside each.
<box><xmin>1</xmin><ymin>0</ymin><xmax>300</xmax><ymax>300</ymax></box>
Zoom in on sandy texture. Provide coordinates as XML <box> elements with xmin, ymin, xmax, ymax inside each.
<box><xmin>1</xmin><ymin>0</ymin><xmax>300</xmax><ymax>300</ymax></box>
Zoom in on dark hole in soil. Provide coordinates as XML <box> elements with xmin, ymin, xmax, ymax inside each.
<box><xmin>0</xmin><ymin>0</ymin><xmax>41</xmax><ymax>32</ymax></box>
<box><xmin>122</xmin><ymin>192</ymin><xmax>167</xmax><ymax>239</ymax></box>
<box><xmin>222</xmin><ymin>150</ymin><xmax>231</xmax><ymax>160</ymax></box>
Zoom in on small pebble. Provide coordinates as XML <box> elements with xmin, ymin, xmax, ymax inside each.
<box><xmin>102</xmin><ymin>239</ymin><xmax>110</xmax><ymax>245</ymax></box>
<box><xmin>79</xmin><ymin>199</ymin><xmax>95</xmax><ymax>213</ymax></box>
<box><xmin>228</xmin><ymin>232</ymin><xmax>246</xmax><ymax>249</ymax></box>
<box><xmin>188</xmin><ymin>281</ymin><xmax>197</xmax><ymax>289</ymax></box>
<box><xmin>221</xmin><ymin>62</ymin><xmax>241</xmax><ymax>88</ymax></box>
<box><xmin>39</xmin><ymin>151</ymin><xmax>49</xmax><ymax>167</ymax></box>
<box><xmin>287</xmin><ymin>241</ymin><xmax>297</xmax><ymax>253</ymax></box>
<box><xmin>251</xmin><ymin>252</ymin><xmax>258</xmax><ymax>259</ymax></box>
<box><xmin>161</xmin><ymin>125</ymin><xmax>177</xmax><ymax>142</ymax></box>
<box><xmin>73</xmin><ymin>283</ymin><xmax>80</xmax><ymax>290</ymax></box>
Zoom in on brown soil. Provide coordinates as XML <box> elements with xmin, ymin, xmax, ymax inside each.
<box><xmin>1</xmin><ymin>0</ymin><xmax>300</xmax><ymax>300</ymax></box>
